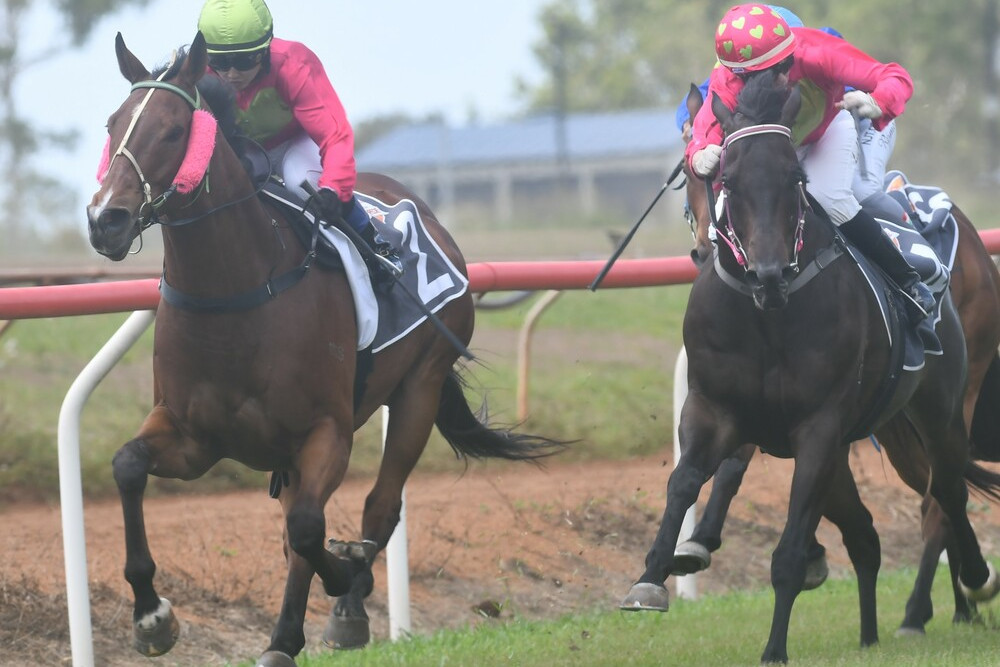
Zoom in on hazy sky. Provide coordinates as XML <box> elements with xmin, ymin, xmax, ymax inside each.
<box><xmin>18</xmin><ymin>0</ymin><xmax>547</xmax><ymax>223</ymax></box>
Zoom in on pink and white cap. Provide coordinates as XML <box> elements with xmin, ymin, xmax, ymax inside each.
<box><xmin>715</xmin><ymin>4</ymin><xmax>796</xmax><ymax>74</ymax></box>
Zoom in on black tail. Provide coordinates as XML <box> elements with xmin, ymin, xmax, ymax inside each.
<box><xmin>434</xmin><ymin>369</ymin><xmax>568</xmax><ymax>464</ymax></box>
<box><xmin>970</xmin><ymin>353</ymin><xmax>1000</xmax><ymax>462</ymax></box>
<box><xmin>965</xmin><ymin>461</ymin><xmax>1000</xmax><ymax>503</ymax></box>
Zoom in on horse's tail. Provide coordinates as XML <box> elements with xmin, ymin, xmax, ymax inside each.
<box><xmin>434</xmin><ymin>369</ymin><xmax>568</xmax><ymax>464</ymax></box>
<box><xmin>970</xmin><ymin>353</ymin><xmax>1000</xmax><ymax>463</ymax></box>
<box><xmin>964</xmin><ymin>461</ymin><xmax>1000</xmax><ymax>503</ymax></box>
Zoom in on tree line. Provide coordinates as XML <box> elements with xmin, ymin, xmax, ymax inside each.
<box><xmin>517</xmin><ymin>0</ymin><xmax>1000</xmax><ymax>186</ymax></box>
<box><xmin>3</xmin><ymin>1</ymin><xmax>996</xmax><ymax>252</ymax></box>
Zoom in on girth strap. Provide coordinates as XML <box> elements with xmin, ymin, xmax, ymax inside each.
<box><xmin>159</xmin><ymin>263</ymin><xmax>311</xmax><ymax>314</ymax></box>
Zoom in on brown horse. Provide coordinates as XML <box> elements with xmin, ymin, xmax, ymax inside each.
<box><xmin>675</xmin><ymin>83</ymin><xmax>1000</xmax><ymax>635</ymax></box>
<box><xmin>86</xmin><ymin>33</ymin><xmax>561</xmax><ymax>666</ymax></box>
<box><xmin>622</xmin><ymin>72</ymin><xmax>1000</xmax><ymax>663</ymax></box>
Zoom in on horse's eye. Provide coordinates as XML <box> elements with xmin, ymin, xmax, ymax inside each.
<box><xmin>165</xmin><ymin>125</ymin><xmax>185</xmax><ymax>142</ymax></box>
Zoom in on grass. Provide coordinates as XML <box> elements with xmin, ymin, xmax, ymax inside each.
<box><xmin>230</xmin><ymin>567</ymin><xmax>1000</xmax><ymax>667</ymax></box>
<box><xmin>0</xmin><ymin>275</ymin><xmax>691</xmax><ymax>504</ymax></box>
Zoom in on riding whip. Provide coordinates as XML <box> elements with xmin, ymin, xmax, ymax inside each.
<box><xmin>589</xmin><ymin>173</ymin><xmax>675</xmax><ymax>291</ymax></box>
<box><xmin>301</xmin><ymin>181</ymin><xmax>475</xmax><ymax>361</ymax></box>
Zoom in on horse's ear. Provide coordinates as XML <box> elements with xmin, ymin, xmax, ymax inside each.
<box><xmin>687</xmin><ymin>82</ymin><xmax>704</xmax><ymax>120</ymax></box>
<box><xmin>181</xmin><ymin>32</ymin><xmax>209</xmax><ymax>85</ymax></box>
<box><xmin>115</xmin><ymin>32</ymin><xmax>150</xmax><ymax>84</ymax></box>
<box><xmin>779</xmin><ymin>85</ymin><xmax>802</xmax><ymax>129</ymax></box>
<box><xmin>711</xmin><ymin>91</ymin><xmax>734</xmax><ymax>134</ymax></box>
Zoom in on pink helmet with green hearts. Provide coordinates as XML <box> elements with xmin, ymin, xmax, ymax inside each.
<box><xmin>715</xmin><ymin>4</ymin><xmax>796</xmax><ymax>74</ymax></box>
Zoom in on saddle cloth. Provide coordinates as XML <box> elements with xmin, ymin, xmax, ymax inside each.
<box><xmin>884</xmin><ymin>169</ymin><xmax>960</xmax><ymax>270</ymax></box>
<box><xmin>262</xmin><ymin>185</ymin><xmax>469</xmax><ymax>352</ymax></box>
<box><xmin>849</xmin><ymin>170</ymin><xmax>959</xmax><ymax>371</ymax></box>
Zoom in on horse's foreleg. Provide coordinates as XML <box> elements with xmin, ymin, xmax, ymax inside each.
<box><xmin>267</xmin><ymin>417</ymin><xmax>357</xmax><ymax>660</ymax></box>
<box><xmin>622</xmin><ymin>395</ymin><xmax>736</xmax><ymax>612</ymax></box>
<box><xmin>262</xmin><ymin>538</ymin><xmax>314</xmax><ymax>663</ymax></box>
<box><xmin>113</xmin><ymin>409</ymin><xmax>217</xmax><ymax>657</ymax></box>
<box><xmin>326</xmin><ymin>371</ymin><xmax>444</xmax><ymax>649</ymax></box>
<box><xmin>761</xmin><ymin>429</ymin><xmax>839</xmax><ymax>665</ymax></box>
<box><xmin>821</xmin><ymin>453</ymin><xmax>880</xmax><ymax>649</ymax></box>
<box><xmin>113</xmin><ymin>437</ymin><xmax>178</xmax><ymax>657</ymax></box>
<box><xmin>673</xmin><ymin>444</ymin><xmax>754</xmax><ymax>575</ymax></box>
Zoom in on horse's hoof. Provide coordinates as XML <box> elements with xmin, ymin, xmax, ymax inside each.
<box><xmin>960</xmin><ymin>561</ymin><xmax>1000</xmax><ymax>602</ymax></box>
<box><xmin>323</xmin><ymin>614</ymin><xmax>371</xmax><ymax>650</ymax></box>
<box><xmin>803</xmin><ymin>552</ymin><xmax>829</xmax><ymax>590</ymax></box>
<box><xmin>256</xmin><ymin>650</ymin><xmax>296</xmax><ymax>667</ymax></box>
<box><xmin>132</xmin><ymin>597</ymin><xmax>180</xmax><ymax>657</ymax></box>
<box><xmin>673</xmin><ymin>540</ymin><xmax>711</xmax><ymax>574</ymax></box>
<box><xmin>894</xmin><ymin>626</ymin><xmax>926</xmax><ymax>638</ymax></box>
<box><xmin>619</xmin><ymin>582</ymin><xmax>670</xmax><ymax>612</ymax></box>
<box><xmin>326</xmin><ymin>539</ymin><xmax>376</xmax><ymax>563</ymax></box>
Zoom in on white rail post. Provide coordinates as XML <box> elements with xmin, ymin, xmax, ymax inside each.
<box><xmin>673</xmin><ymin>346</ymin><xmax>698</xmax><ymax>600</ymax></box>
<box><xmin>382</xmin><ymin>406</ymin><xmax>411</xmax><ymax>639</ymax></box>
<box><xmin>58</xmin><ymin>309</ymin><xmax>156</xmax><ymax>667</ymax></box>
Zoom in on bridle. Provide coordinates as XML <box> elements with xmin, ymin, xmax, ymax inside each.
<box><xmin>709</xmin><ymin>123</ymin><xmax>810</xmax><ymax>275</ymax></box>
<box><xmin>104</xmin><ymin>68</ymin><xmax>267</xmax><ymax>231</ymax></box>
<box><xmin>103</xmin><ymin>69</ymin><xmax>317</xmax><ymax>314</ymax></box>
<box><xmin>105</xmin><ymin>70</ymin><xmax>204</xmax><ymax>228</ymax></box>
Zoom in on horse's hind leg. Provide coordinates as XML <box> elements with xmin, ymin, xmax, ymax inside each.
<box><xmin>325</xmin><ymin>369</ymin><xmax>447</xmax><ymax>649</ymax></box>
<box><xmin>926</xmin><ymin>442</ymin><xmax>1000</xmax><ymax>601</ymax></box>
<box><xmin>113</xmin><ymin>407</ymin><xmax>218</xmax><ymax>657</ymax></box>
<box><xmin>897</xmin><ymin>494</ymin><xmax>975</xmax><ymax>636</ymax></box>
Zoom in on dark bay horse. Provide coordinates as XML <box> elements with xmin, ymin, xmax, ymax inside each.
<box><xmin>676</xmin><ymin>83</ymin><xmax>1000</xmax><ymax>635</ymax></box>
<box><xmin>87</xmin><ymin>33</ymin><xmax>561</xmax><ymax>667</ymax></box>
<box><xmin>621</xmin><ymin>72</ymin><xmax>1000</xmax><ymax>664</ymax></box>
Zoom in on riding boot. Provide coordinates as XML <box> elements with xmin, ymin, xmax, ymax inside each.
<box><xmin>357</xmin><ymin>221</ymin><xmax>403</xmax><ymax>281</ymax></box>
<box><xmin>839</xmin><ymin>209</ymin><xmax>935</xmax><ymax>315</ymax></box>
<box><xmin>340</xmin><ymin>195</ymin><xmax>403</xmax><ymax>283</ymax></box>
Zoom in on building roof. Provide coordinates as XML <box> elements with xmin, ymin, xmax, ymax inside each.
<box><xmin>356</xmin><ymin>109</ymin><xmax>681</xmax><ymax>171</ymax></box>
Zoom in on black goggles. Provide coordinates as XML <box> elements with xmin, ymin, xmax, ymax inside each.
<box><xmin>208</xmin><ymin>51</ymin><xmax>265</xmax><ymax>72</ymax></box>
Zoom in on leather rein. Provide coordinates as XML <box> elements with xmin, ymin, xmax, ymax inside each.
<box><xmin>115</xmin><ymin>77</ymin><xmax>320</xmax><ymax>314</ymax></box>
<box><xmin>703</xmin><ymin>124</ymin><xmax>842</xmax><ymax>296</ymax></box>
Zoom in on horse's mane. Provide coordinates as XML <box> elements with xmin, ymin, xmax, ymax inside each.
<box><xmin>152</xmin><ymin>47</ymin><xmax>240</xmax><ymax>143</ymax></box>
<box><xmin>734</xmin><ymin>69</ymin><xmax>790</xmax><ymax>126</ymax></box>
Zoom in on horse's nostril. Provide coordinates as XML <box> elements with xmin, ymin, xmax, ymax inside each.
<box><xmin>98</xmin><ymin>207</ymin><xmax>132</xmax><ymax>232</ymax></box>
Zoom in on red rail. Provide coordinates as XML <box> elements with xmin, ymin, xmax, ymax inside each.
<box><xmin>0</xmin><ymin>258</ymin><xmax>699</xmax><ymax>320</ymax></box>
<box><xmin>1</xmin><ymin>227</ymin><xmax>999</xmax><ymax>320</ymax></box>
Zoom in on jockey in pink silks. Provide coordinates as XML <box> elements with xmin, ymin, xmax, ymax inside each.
<box><xmin>686</xmin><ymin>3</ymin><xmax>933</xmax><ymax>314</ymax></box>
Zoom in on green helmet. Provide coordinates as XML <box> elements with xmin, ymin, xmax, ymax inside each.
<box><xmin>198</xmin><ymin>0</ymin><xmax>273</xmax><ymax>54</ymax></box>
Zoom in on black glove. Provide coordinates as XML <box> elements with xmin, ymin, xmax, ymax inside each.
<box><xmin>314</xmin><ymin>187</ymin><xmax>350</xmax><ymax>222</ymax></box>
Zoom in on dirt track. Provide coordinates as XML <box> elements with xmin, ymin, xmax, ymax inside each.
<box><xmin>2</xmin><ymin>446</ymin><xmax>999</xmax><ymax>666</ymax></box>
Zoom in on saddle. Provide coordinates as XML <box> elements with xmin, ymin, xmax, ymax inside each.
<box><xmin>232</xmin><ymin>136</ymin><xmax>469</xmax><ymax>355</ymax></box>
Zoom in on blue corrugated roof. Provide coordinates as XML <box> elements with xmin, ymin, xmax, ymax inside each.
<box><xmin>356</xmin><ymin>109</ymin><xmax>680</xmax><ymax>171</ymax></box>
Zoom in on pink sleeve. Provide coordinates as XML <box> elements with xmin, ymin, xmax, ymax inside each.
<box><xmin>279</xmin><ymin>46</ymin><xmax>357</xmax><ymax>201</ymax></box>
<box><xmin>685</xmin><ymin>65</ymin><xmax>737</xmax><ymax>171</ymax></box>
<box><xmin>803</xmin><ymin>30</ymin><xmax>913</xmax><ymax>131</ymax></box>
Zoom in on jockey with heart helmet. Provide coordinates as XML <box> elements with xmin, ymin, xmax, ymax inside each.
<box><xmin>674</xmin><ymin>5</ymin><xmax>804</xmax><ymax>140</ymax></box>
<box><xmin>686</xmin><ymin>3</ymin><xmax>933</xmax><ymax>315</ymax></box>
<box><xmin>197</xmin><ymin>0</ymin><xmax>402</xmax><ymax>280</ymax></box>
